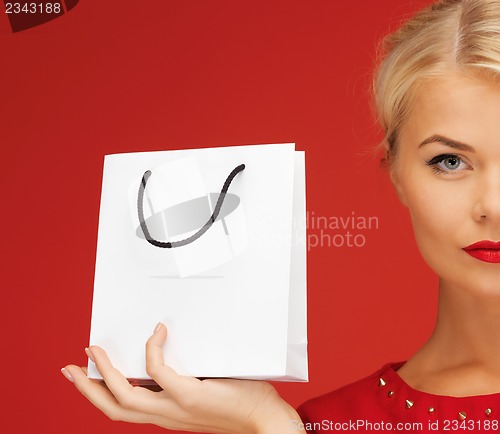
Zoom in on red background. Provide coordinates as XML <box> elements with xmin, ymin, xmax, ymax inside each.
<box><xmin>0</xmin><ymin>1</ymin><xmax>436</xmax><ymax>433</ymax></box>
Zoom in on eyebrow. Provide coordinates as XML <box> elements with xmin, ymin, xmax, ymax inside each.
<box><xmin>418</xmin><ymin>134</ymin><xmax>475</xmax><ymax>152</ymax></box>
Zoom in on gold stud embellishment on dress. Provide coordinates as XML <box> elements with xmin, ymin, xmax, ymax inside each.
<box><xmin>485</xmin><ymin>409</ymin><xmax>492</xmax><ymax>417</ymax></box>
<box><xmin>458</xmin><ymin>411</ymin><xmax>467</xmax><ymax>421</ymax></box>
<box><xmin>428</xmin><ymin>407</ymin><xmax>435</xmax><ymax>414</ymax></box>
<box><xmin>405</xmin><ymin>400</ymin><xmax>414</xmax><ymax>409</ymax></box>
<box><xmin>378</xmin><ymin>378</ymin><xmax>386</xmax><ymax>387</ymax></box>
<box><xmin>387</xmin><ymin>391</ymin><xmax>394</xmax><ymax>398</ymax></box>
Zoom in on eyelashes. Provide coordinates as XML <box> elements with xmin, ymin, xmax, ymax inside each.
<box><xmin>425</xmin><ymin>153</ymin><xmax>471</xmax><ymax>175</ymax></box>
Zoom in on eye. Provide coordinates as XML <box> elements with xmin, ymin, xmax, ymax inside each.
<box><xmin>426</xmin><ymin>153</ymin><xmax>471</xmax><ymax>174</ymax></box>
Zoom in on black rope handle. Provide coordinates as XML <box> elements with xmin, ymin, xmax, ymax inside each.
<box><xmin>137</xmin><ymin>164</ymin><xmax>245</xmax><ymax>248</ymax></box>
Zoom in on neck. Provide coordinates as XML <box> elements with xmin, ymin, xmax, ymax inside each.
<box><xmin>398</xmin><ymin>278</ymin><xmax>500</xmax><ymax>395</ymax></box>
<box><xmin>431</xmin><ymin>278</ymin><xmax>500</xmax><ymax>365</ymax></box>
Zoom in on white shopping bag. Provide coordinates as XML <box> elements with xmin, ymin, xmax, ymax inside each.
<box><xmin>88</xmin><ymin>143</ymin><xmax>308</xmax><ymax>382</ymax></box>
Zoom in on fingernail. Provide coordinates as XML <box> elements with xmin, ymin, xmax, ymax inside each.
<box><xmin>85</xmin><ymin>347</ymin><xmax>95</xmax><ymax>363</ymax></box>
<box><xmin>154</xmin><ymin>322</ymin><xmax>163</xmax><ymax>334</ymax></box>
<box><xmin>61</xmin><ymin>368</ymin><xmax>74</xmax><ymax>383</ymax></box>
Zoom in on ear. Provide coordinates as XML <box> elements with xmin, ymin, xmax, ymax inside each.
<box><xmin>389</xmin><ymin>166</ymin><xmax>409</xmax><ymax>207</ymax></box>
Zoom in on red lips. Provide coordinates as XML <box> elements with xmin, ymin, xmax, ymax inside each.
<box><xmin>463</xmin><ymin>240</ymin><xmax>500</xmax><ymax>263</ymax></box>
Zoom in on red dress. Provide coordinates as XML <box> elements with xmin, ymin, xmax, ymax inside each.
<box><xmin>297</xmin><ymin>362</ymin><xmax>500</xmax><ymax>433</ymax></box>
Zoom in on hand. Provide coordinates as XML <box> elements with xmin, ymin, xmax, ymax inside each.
<box><xmin>61</xmin><ymin>323</ymin><xmax>303</xmax><ymax>434</ymax></box>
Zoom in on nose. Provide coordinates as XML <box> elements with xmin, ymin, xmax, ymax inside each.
<box><xmin>472</xmin><ymin>169</ymin><xmax>500</xmax><ymax>225</ymax></box>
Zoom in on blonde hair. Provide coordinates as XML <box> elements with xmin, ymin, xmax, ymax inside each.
<box><xmin>374</xmin><ymin>0</ymin><xmax>500</xmax><ymax>162</ymax></box>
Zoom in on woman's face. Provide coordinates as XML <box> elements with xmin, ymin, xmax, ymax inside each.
<box><xmin>392</xmin><ymin>73</ymin><xmax>500</xmax><ymax>295</ymax></box>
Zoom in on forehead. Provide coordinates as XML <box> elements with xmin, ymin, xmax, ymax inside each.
<box><xmin>401</xmin><ymin>73</ymin><xmax>500</xmax><ymax>149</ymax></box>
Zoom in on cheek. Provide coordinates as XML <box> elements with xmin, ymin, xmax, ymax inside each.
<box><xmin>403</xmin><ymin>177</ymin><xmax>466</xmax><ymax>272</ymax></box>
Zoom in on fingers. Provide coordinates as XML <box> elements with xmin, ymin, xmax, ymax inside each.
<box><xmin>61</xmin><ymin>324</ymin><xmax>202</xmax><ymax>426</ymax></box>
<box><xmin>87</xmin><ymin>346</ymin><xmax>161</xmax><ymax>414</ymax></box>
<box><xmin>145</xmin><ymin>323</ymin><xmax>200</xmax><ymax>400</ymax></box>
<box><xmin>64</xmin><ymin>357</ymin><xmax>186</xmax><ymax>427</ymax></box>
<box><xmin>61</xmin><ymin>364</ymin><xmax>149</xmax><ymax>423</ymax></box>
<box><xmin>60</xmin><ymin>327</ymin><xmax>221</xmax><ymax>433</ymax></box>
<box><xmin>63</xmin><ymin>360</ymin><xmax>173</xmax><ymax>426</ymax></box>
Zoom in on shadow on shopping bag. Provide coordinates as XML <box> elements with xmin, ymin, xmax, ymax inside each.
<box><xmin>4</xmin><ymin>0</ymin><xmax>79</xmax><ymax>33</ymax></box>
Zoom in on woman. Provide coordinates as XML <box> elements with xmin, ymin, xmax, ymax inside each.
<box><xmin>61</xmin><ymin>0</ymin><xmax>500</xmax><ymax>432</ymax></box>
